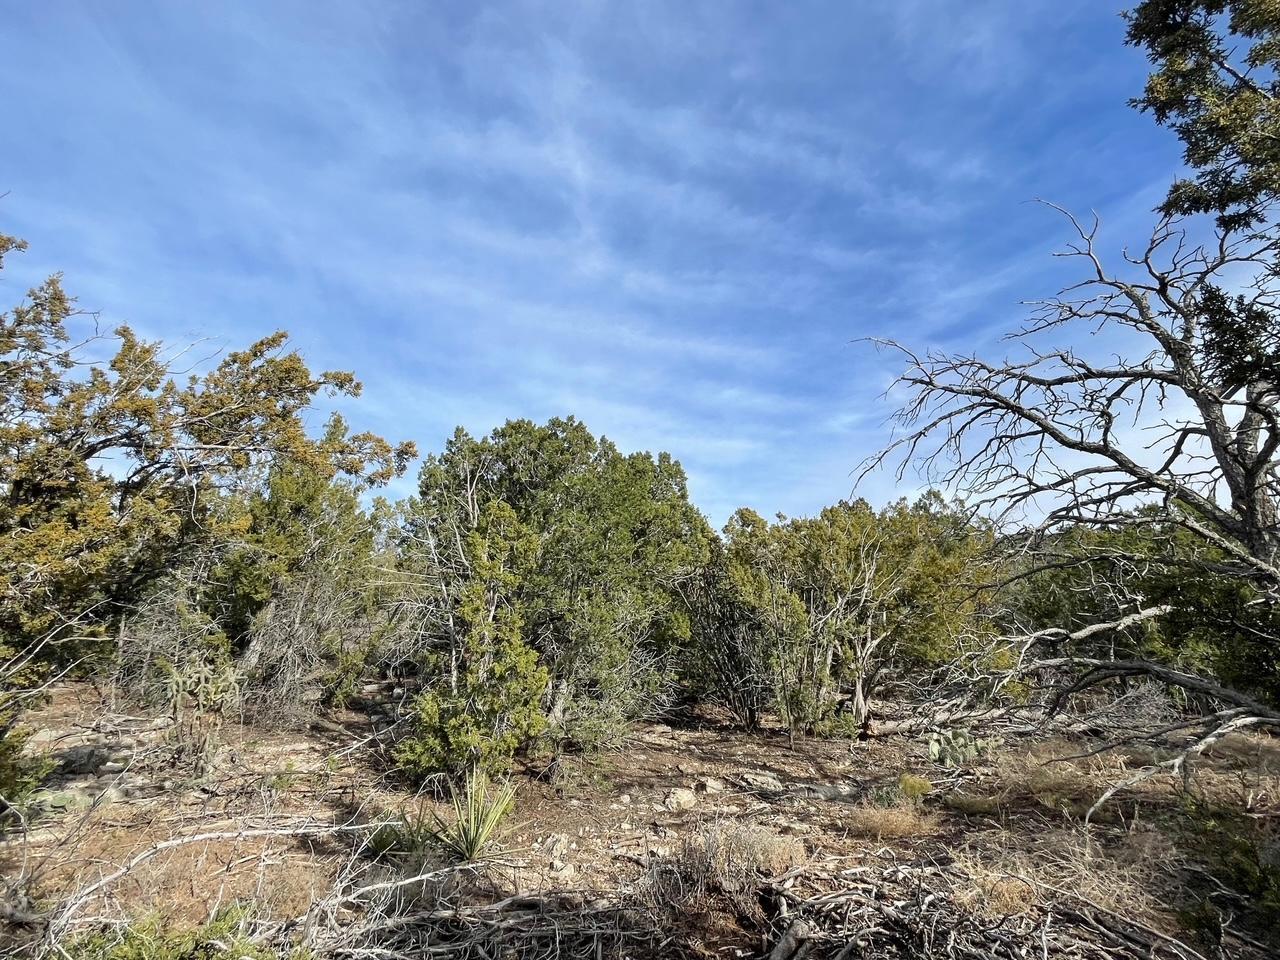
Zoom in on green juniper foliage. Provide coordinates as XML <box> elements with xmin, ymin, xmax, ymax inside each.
<box><xmin>1127</xmin><ymin>0</ymin><xmax>1280</xmax><ymax>230</ymax></box>
<box><xmin>692</xmin><ymin>494</ymin><xmax>993</xmax><ymax>736</ymax></box>
<box><xmin>398</xmin><ymin>417</ymin><xmax>710</xmax><ymax>767</ymax></box>
<box><xmin>395</xmin><ymin>501</ymin><xmax>548</xmax><ymax>779</ymax></box>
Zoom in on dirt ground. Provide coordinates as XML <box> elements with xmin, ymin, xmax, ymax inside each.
<box><xmin>6</xmin><ymin>683</ymin><xmax>1280</xmax><ymax>955</ymax></box>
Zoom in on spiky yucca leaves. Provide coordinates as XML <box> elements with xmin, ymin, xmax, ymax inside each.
<box><xmin>431</xmin><ymin>767</ymin><xmax>517</xmax><ymax>863</ymax></box>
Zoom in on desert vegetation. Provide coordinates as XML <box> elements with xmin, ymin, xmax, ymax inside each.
<box><xmin>5</xmin><ymin>2</ymin><xmax>1280</xmax><ymax>958</ymax></box>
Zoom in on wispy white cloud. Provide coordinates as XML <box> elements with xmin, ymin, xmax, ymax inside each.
<box><xmin>1</xmin><ymin>0</ymin><xmax>1184</xmax><ymax>524</ymax></box>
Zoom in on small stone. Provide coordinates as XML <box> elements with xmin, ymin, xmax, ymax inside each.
<box><xmin>740</xmin><ymin>771</ymin><xmax>784</xmax><ymax>794</ymax></box>
<box><xmin>99</xmin><ymin>761</ymin><xmax>126</xmax><ymax>775</ymax></box>
<box><xmin>695</xmin><ymin>776</ymin><xmax>726</xmax><ymax>795</ymax></box>
<box><xmin>58</xmin><ymin>745</ymin><xmax>111</xmax><ymax>776</ymax></box>
<box><xmin>97</xmin><ymin>786</ymin><xmax>126</xmax><ymax>806</ymax></box>
<box><xmin>619</xmin><ymin>794</ymin><xmax>631</xmax><ymax>805</ymax></box>
<box><xmin>663</xmin><ymin>787</ymin><xmax>698</xmax><ymax>812</ymax></box>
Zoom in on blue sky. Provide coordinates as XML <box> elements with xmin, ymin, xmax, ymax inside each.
<box><xmin>0</xmin><ymin>1</ymin><xmax>1183</xmax><ymax>525</ymax></box>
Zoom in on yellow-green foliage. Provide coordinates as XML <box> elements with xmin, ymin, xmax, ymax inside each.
<box><xmin>63</xmin><ymin>909</ymin><xmax>295</xmax><ymax>960</ymax></box>
<box><xmin>704</xmin><ymin>493</ymin><xmax>993</xmax><ymax>733</ymax></box>
<box><xmin>898</xmin><ymin>773</ymin><xmax>934</xmax><ymax>801</ymax></box>
<box><xmin>0</xmin><ymin>233</ymin><xmax>413</xmax><ymax>790</ymax></box>
<box><xmin>0</xmin><ymin>232</ymin><xmax>413</xmax><ymax>660</ymax></box>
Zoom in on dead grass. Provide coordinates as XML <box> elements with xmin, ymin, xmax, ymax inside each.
<box><xmin>951</xmin><ymin>860</ymin><xmax>1038</xmax><ymax>917</ymax></box>
<box><xmin>14</xmin><ymin>683</ymin><xmax>1280</xmax><ymax>956</ymax></box>
<box><xmin>844</xmin><ymin>800</ymin><xmax>940</xmax><ymax>839</ymax></box>
<box><xmin>639</xmin><ymin>820</ymin><xmax>806</xmax><ymax>916</ymax></box>
<box><xmin>687</xmin><ymin>820</ymin><xmax>805</xmax><ymax>882</ymax></box>
<box><xmin>979</xmin><ymin>737</ymin><xmax>1280</xmax><ymax>820</ymax></box>
<box><xmin>943</xmin><ymin>791</ymin><xmax>1002</xmax><ymax>816</ymax></box>
<box><xmin>951</xmin><ymin>827</ymin><xmax>1175</xmax><ymax>926</ymax></box>
<box><xmin>26</xmin><ymin>809</ymin><xmax>339</xmax><ymax>927</ymax></box>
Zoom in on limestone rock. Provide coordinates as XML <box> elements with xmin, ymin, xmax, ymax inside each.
<box><xmin>57</xmin><ymin>744</ymin><xmax>112</xmax><ymax>776</ymax></box>
<box><xmin>663</xmin><ymin>787</ymin><xmax>698</xmax><ymax>812</ymax></box>
<box><xmin>739</xmin><ymin>771</ymin><xmax>784</xmax><ymax>794</ymax></box>
<box><xmin>694</xmin><ymin>776</ymin><xmax>726</xmax><ymax>795</ymax></box>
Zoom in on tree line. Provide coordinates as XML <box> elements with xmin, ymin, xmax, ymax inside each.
<box><xmin>0</xmin><ymin>303</ymin><xmax>1004</xmax><ymax>793</ymax></box>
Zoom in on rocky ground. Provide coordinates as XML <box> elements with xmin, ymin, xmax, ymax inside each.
<box><xmin>4</xmin><ymin>683</ymin><xmax>1280</xmax><ymax>958</ymax></box>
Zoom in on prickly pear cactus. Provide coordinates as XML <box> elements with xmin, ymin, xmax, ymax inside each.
<box><xmin>925</xmin><ymin>728</ymin><xmax>1002</xmax><ymax>768</ymax></box>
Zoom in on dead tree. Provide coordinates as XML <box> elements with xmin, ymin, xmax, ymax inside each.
<box><xmin>861</xmin><ymin>201</ymin><xmax>1280</xmax><ymax>754</ymax></box>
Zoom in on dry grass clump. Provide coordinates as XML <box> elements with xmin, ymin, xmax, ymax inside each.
<box><xmin>1202</xmin><ymin>731</ymin><xmax>1280</xmax><ymax>775</ymax></box>
<box><xmin>951</xmin><ymin>827</ymin><xmax>1173</xmax><ymax>924</ymax></box>
<box><xmin>844</xmin><ymin>800</ymin><xmax>940</xmax><ymax>839</ymax></box>
<box><xmin>639</xmin><ymin>820</ymin><xmax>805</xmax><ymax>914</ymax></box>
<box><xmin>943</xmin><ymin>791</ymin><xmax>1002</xmax><ymax>816</ymax></box>
<box><xmin>948</xmin><ymin>734</ymin><xmax>1280</xmax><ymax>826</ymax></box>
<box><xmin>971</xmin><ymin>740</ymin><xmax>1173</xmax><ymax>819</ymax></box>
<box><xmin>994</xmin><ymin>744</ymin><xmax>1110</xmax><ymax>812</ymax></box>
<box><xmin>950</xmin><ymin>858</ymin><xmax>1038</xmax><ymax>917</ymax></box>
<box><xmin>690</xmin><ymin>820</ymin><xmax>805</xmax><ymax>884</ymax></box>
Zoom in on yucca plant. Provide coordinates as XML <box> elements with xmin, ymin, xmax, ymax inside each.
<box><xmin>432</xmin><ymin>766</ymin><xmax>517</xmax><ymax>862</ymax></box>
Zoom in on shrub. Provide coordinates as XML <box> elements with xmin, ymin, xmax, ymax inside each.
<box><xmin>845</xmin><ymin>798</ymin><xmax>940</xmax><ymax>838</ymax></box>
<box><xmin>898</xmin><ymin>773</ymin><xmax>934</xmax><ymax>801</ymax></box>
<box><xmin>1</xmin><ymin>637</ymin><xmax>52</xmax><ymax>813</ymax></box>
<box><xmin>394</xmin><ymin>502</ymin><xmax>548</xmax><ymax>781</ymax></box>
<box><xmin>0</xmin><ymin>723</ymin><xmax>50</xmax><ymax>814</ymax></box>
<box><xmin>63</xmin><ymin>908</ymin><xmax>281</xmax><ymax>960</ymax></box>
<box><xmin>1177</xmin><ymin>797</ymin><xmax>1280</xmax><ymax>943</ymax></box>
<box><xmin>943</xmin><ymin>791</ymin><xmax>1002</xmax><ymax>816</ymax></box>
<box><xmin>393</xmin><ymin>622</ymin><xmax>547</xmax><ymax>781</ymax></box>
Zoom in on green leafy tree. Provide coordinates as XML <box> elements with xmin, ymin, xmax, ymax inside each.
<box><xmin>1012</xmin><ymin>518</ymin><xmax>1280</xmax><ymax>705</ymax></box>
<box><xmin>0</xmin><ymin>234</ymin><xmax>414</xmax><ymax>655</ymax></box>
<box><xmin>0</xmin><ymin>233</ymin><xmax>414</xmax><ymax>797</ymax></box>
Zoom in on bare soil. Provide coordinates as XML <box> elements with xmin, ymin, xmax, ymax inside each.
<box><xmin>6</xmin><ymin>683</ymin><xmax>1280</xmax><ymax>956</ymax></box>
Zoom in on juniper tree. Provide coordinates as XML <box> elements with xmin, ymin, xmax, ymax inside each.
<box><xmin>0</xmin><ymin>233</ymin><xmax>414</xmax><ymax>801</ymax></box>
